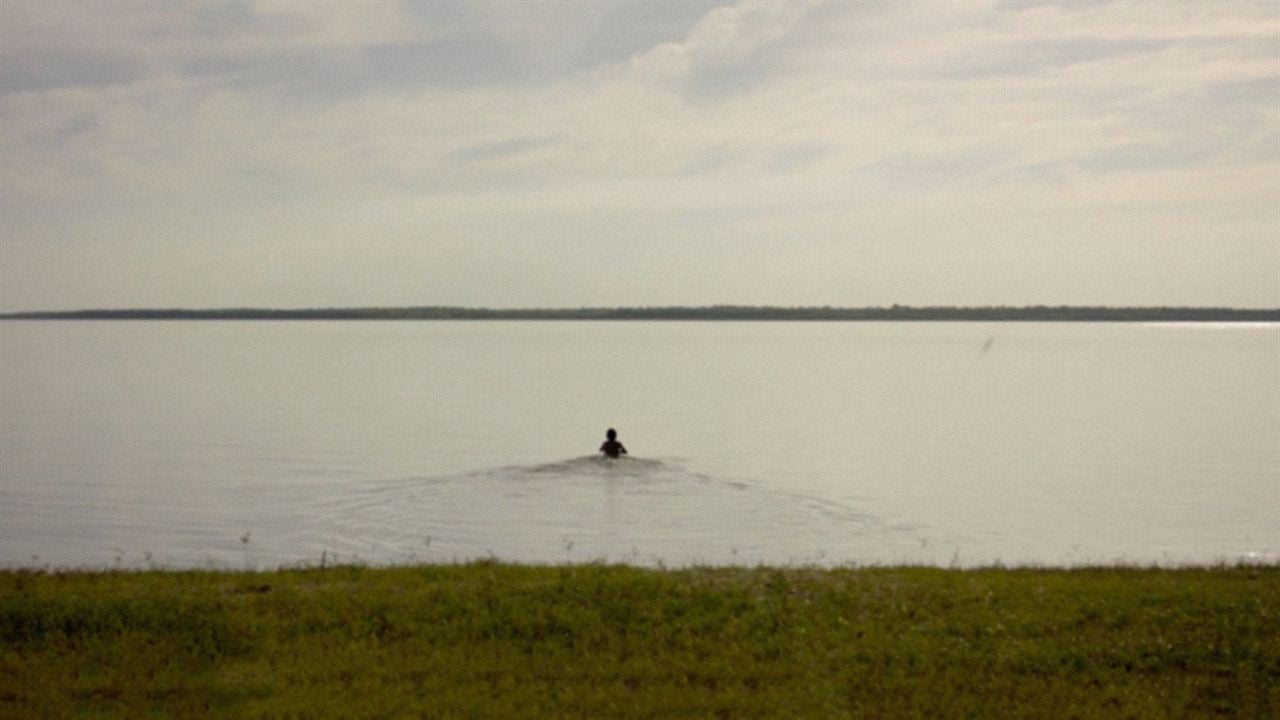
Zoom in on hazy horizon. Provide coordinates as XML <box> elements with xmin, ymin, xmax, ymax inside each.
<box><xmin>4</xmin><ymin>301</ymin><xmax>1280</xmax><ymax>315</ymax></box>
<box><xmin>3</xmin><ymin>1</ymin><xmax>1278</xmax><ymax>312</ymax></box>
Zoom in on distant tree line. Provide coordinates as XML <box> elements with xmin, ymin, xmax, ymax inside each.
<box><xmin>2</xmin><ymin>305</ymin><xmax>1278</xmax><ymax>322</ymax></box>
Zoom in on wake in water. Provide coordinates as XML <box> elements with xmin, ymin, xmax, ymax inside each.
<box><xmin>295</xmin><ymin>456</ymin><xmax>919</xmax><ymax>567</ymax></box>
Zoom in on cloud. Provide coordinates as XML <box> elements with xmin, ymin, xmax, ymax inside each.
<box><xmin>1</xmin><ymin>0</ymin><xmax>1277</xmax><ymax>310</ymax></box>
<box><xmin>449</xmin><ymin>135</ymin><xmax>561</xmax><ymax>163</ymax></box>
<box><xmin>620</xmin><ymin>0</ymin><xmax>823</xmax><ymax>93</ymax></box>
<box><xmin>0</xmin><ymin>49</ymin><xmax>145</xmax><ymax>95</ymax></box>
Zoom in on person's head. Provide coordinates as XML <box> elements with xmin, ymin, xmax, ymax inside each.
<box><xmin>606</xmin><ymin>428</ymin><xmax>617</xmax><ymax>441</ymax></box>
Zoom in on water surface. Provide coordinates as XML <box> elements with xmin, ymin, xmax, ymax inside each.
<box><xmin>1</xmin><ymin>321</ymin><xmax>1275</xmax><ymax>568</ymax></box>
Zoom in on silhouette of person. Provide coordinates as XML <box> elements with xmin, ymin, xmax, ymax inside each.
<box><xmin>600</xmin><ymin>428</ymin><xmax>627</xmax><ymax>459</ymax></box>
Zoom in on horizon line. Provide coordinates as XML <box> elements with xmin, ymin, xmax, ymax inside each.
<box><xmin>5</xmin><ymin>302</ymin><xmax>1280</xmax><ymax>311</ymax></box>
<box><xmin>3</xmin><ymin>303</ymin><xmax>1279</xmax><ymax>322</ymax></box>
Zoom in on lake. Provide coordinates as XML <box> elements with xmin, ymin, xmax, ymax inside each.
<box><xmin>1</xmin><ymin>321</ymin><xmax>1276</xmax><ymax>569</ymax></box>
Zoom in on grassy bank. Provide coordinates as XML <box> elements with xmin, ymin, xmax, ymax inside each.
<box><xmin>2</xmin><ymin>563</ymin><xmax>1276</xmax><ymax>719</ymax></box>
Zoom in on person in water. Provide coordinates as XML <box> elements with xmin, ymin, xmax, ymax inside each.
<box><xmin>600</xmin><ymin>428</ymin><xmax>627</xmax><ymax>459</ymax></box>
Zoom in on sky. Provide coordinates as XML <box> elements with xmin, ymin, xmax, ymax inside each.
<box><xmin>1</xmin><ymin>0</ymin><xmax>1277</xmax><ymax>312</ymax></box>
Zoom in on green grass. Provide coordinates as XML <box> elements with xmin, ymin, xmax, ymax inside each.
<box><xmin>2</xmin><ymin>563</ymin><xmax>1276</xmax><ymax>719</ymax></box>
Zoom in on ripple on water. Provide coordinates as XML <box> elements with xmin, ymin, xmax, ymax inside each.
<box><xmin>299</xmin><ymin>456</ymin><xmax>920</xmax><ymax>567</ymax></box>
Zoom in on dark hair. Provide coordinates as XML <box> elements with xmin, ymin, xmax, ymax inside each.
<box><xmin>606</xmin><ymin>428</ymin><xmax>617</xmax><ymax>440</ymax></box>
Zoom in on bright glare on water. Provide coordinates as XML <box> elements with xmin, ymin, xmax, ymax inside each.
<box><xmin>1</xmin><ymin>320</ymin><xmax>1276</xmax><ymax>569</ymax></box>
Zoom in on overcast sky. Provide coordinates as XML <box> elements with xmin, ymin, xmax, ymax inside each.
<box><xmin>1</xmin><ymin>0</ymin><xmax>1277</xmax><ymax>311</ymax></box>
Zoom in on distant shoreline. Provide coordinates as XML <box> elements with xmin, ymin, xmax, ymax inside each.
<box><xmin>1</xmin><ymin>305</ymin><xmax>1278</xmax><ymax>322</ymax></box>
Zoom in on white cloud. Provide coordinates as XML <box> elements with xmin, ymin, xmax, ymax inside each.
<box><xmin>1</xmin><ymin>0</ymin><xmax>1277</xmax><ymax>310</ymax></box>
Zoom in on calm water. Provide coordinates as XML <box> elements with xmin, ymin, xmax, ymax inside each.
<box><xmin>1</xmin><ymin>321</ymin><xmax>1276</xmax><ymax>569</ymax></box>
